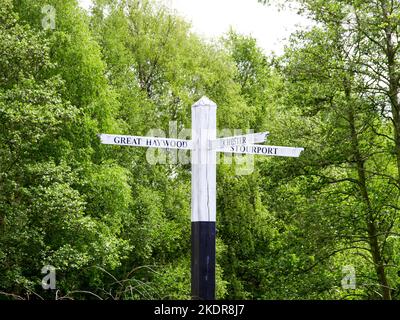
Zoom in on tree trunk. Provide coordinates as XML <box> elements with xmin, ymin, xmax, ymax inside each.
<box><xmin>382</xmin><ymin>2</ymin><xmax>400</xmax><ymax>185</ymax></box>
<box><xmin>347</xmin><ymin>92</ymin><xmax>392</xmax><ymax>299</ymax></box>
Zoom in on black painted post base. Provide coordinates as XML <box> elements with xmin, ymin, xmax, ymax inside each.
<box><xmin>191</xmin><ymin>221</ymin><xmax>216</xmax><ymax>300</ymax></box>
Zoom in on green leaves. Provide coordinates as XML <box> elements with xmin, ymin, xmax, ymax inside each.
<box><xmin>4</xmin><ymin>0</ymin><xmax>399</xmax><ymax>300</ymax></box>
<box><xmin>264</xmin><ymin>0</ymin><xmax>400</xmax><ymax>299</ymax></box>
<box><xmin>0</xmin><ymin>24</ymin><xmax>52</xmax><ymax>88</ymax></box>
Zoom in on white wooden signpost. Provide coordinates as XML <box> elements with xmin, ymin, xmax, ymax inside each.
<box><xmin>98</xmin><ymin>96</ymin><xmax>304</xmax><ymax>300</ymax></box>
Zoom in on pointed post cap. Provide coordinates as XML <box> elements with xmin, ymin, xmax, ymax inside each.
<box><xmin>192</xmin><ymin>96</ymin><xmax>217</xmax><ymax>108</ymax></box>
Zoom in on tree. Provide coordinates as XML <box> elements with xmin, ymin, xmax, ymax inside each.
<box><xmin>261</xmin><ymin>0</ymin><xmax>400</xmax><ymax>299</ymax></box>
<box><xmin>0</xmin><ymin>0</ymin><xmax>133</xmax><ymax>299</ymax></box>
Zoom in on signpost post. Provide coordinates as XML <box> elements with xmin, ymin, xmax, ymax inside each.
<box><xmin>191</xmin><ymin>97</ymin><xmax>217</xmax><ymax>300</ymax></box>
<box><xmin>98</xmin><ymin>96</ymin><xmax>304</xmax><ymax>300</ymax></box>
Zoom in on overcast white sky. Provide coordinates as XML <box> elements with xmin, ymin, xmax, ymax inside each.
<box><xmin>78</xmin><ymin>0</ymin><xmax>311</xmax><ymax>55</ymax></box>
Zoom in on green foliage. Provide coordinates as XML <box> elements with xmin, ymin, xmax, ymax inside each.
<box><xmin>1</xmin><ymin>0</ymin><xmax>400</xmax><ymax>300</ymax></box>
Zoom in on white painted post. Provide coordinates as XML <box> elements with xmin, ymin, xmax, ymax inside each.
<box><xmin>191</xmin><ymin>96</ymin><xmax>217</xmax><ymax>300</ymax></box>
